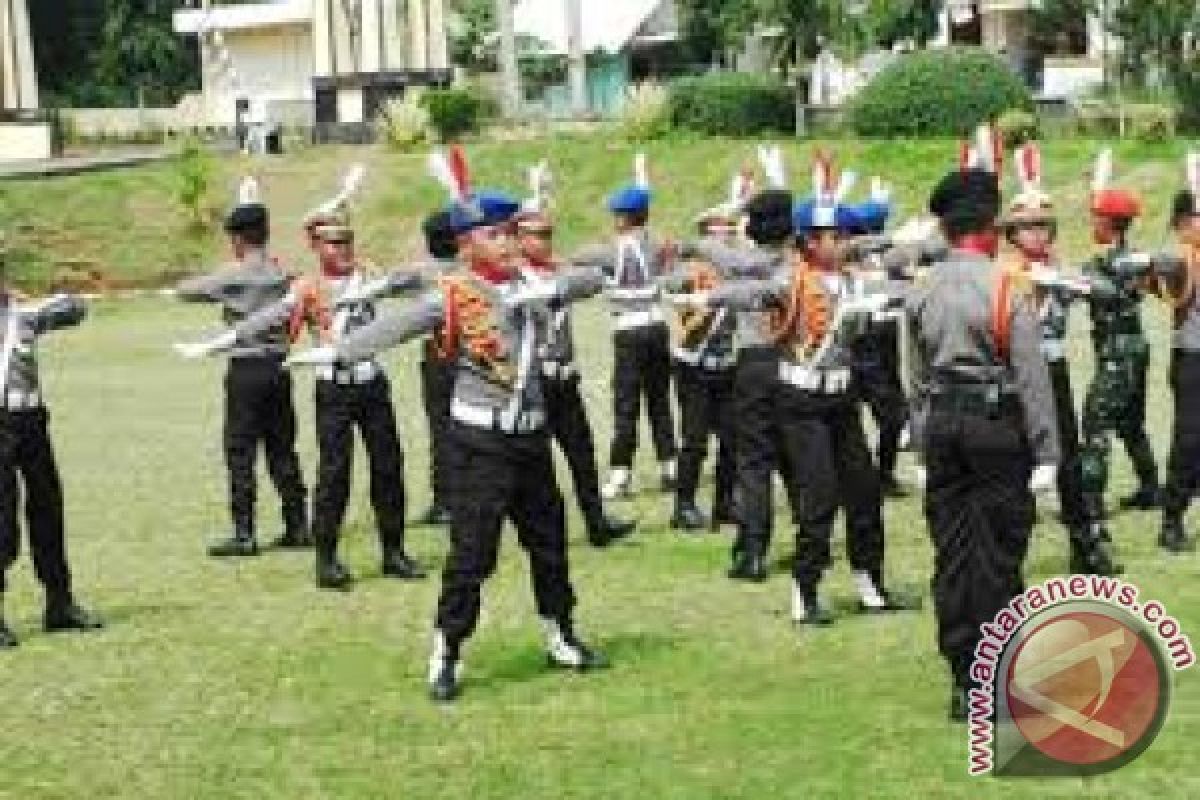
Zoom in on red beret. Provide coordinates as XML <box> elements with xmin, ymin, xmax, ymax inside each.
<box><xmin>1091</xmin><ymin>189</ymin><xmax>1141</xmax><ymax>218</ymax></box>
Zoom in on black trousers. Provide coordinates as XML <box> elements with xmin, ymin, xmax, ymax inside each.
<box><xmin>0</xmin><ymin>410</ymin><xmax>70</xmax><ymax>597</ymax></box>
<box><xmin>436</xmin><ymin>422</ymin><xmax>575</xmax><ymax>648</ymax></box>
<box><xmin>854</xmin><ymin>323</ymin><xmax>909</xmax><ymax>481</ymax></box>
<box><xmin>923</xmin><ymin>402</ymin><xmax>1034</xmax><ymax>686</ymax></box>
<box><xmin>1048</xmin><ymin>359</ymin><xmax>1089</xmax><ymax>527</ymax></box>
<box><xmin>609</xmin><ymin>323</ymin><xmax>676</xmax><ymax>468</ymax></box>
<box><xmin>1164</xmin><ymin>350</ymin><xmax>1200</xmax><ymax>516</ymax></box>
<box><xmin>673</xmin><ymin>362</ymin><xmax>735</xmax><ymax>510</ymax></box>
<box><xmin>224</xmin><ymin>356</ymin><xmax>307</xmax><ymax>529</ymax></box>
<box><xmin>420</xmin><ymin>345</ymin><xmax>454</xmax><ymax>509</ymax></box>
<box><xmin>732</xmin><ymin>347</ymin><xmax>783</xmax><ymax>553</ymax></box>
<box><xmin>545</xmin><ymin>374</ymin><xmax>605</xmax><ymax>529</ymax></box>
<box><xmin>776</xmin><ymin>388</ymin><xmax>884</xmax><ymax>589</ymax></box>
<box><xmin>312</xmin><ymin>375</ymin><xmax>406</xmax><ymax>555</ymax></box>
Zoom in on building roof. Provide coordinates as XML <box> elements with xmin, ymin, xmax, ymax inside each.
<box><xmin>174</xmin><ymin>1</ymin><xmax>310</xmax><ymax>34</ymax></box>
<box><xmin>513</xmin><ymin>0</ymin><xmax>671</xmax><ymax>56</ymax></box>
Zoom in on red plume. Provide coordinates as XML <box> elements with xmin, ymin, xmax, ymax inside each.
<box><xmin>448</xmin><ymin>145</ymin><xmax>471</xmax><ymax>199</ymax></box>
<box><xmin>959</xmin><ymin>141</ymin><xmax>971</xmax><ymax>173</ymax></box>
<box><xmin>992</xmin><ymin>126</ymin><xmax>1005</xmax><ymax>176</ymax></box>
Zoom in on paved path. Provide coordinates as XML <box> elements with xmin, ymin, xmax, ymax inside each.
<box><xmin>0</xmin><ymin>147</ymin><xmax>171</xmax><ymax>180</ymax></box>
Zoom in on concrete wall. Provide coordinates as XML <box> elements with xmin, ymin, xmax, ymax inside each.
<box><xmin>198</xmin><ymin>23</ymin><xmax>314</xmax><ymax>127</ymax></box>
<box><xmin>0</xmin><ymin>120</ymin><xmax>52</xmax><ymax>160</ymax></box>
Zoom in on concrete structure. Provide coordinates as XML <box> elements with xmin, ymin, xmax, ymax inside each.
<box><xmin>173</xmin><ymin>0</ymin><xmax>451</xmax><ymax>138</ymax></box>
<box><xmin>0</xmin><ymin>0</ymin><xmax>53</xmax><ymax>161</ymax></box>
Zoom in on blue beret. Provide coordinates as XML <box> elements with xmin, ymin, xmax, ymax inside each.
<box><xmin>855</xmin><ymin>200</ymin><xmax>891</xmax><ymax>234</ymax></box>
<box><xmin>607</xmin><ymin>186</ymin><xmax>651</xmax><ymax>215</ymax></box>
<box><xmin>792</xmin><ymin>199</ymin><xmax>863</xmax><ymax>235</ymax></box>
<box><xmin>443</xmin><ymin>190</ymin><xmax>521</xmax><ymax>235</ymax></box>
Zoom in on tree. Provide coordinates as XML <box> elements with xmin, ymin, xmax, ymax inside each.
<box><xmin>1106</xmin><ymin>0</ymin><xmax>1198</xmax><ymax>87</ymax></box>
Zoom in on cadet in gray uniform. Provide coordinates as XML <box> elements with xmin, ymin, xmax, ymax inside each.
<box><xmin>176</xmin><ymin>202</ymin><xmax>309</xmax><ymax>557</ymax></box>
<box><xmin>0</xmin><ymin>282</ymin><xmax>103</xmax><ymax>649</ymax></box>
<box><xmin>906</xmin><ymin>169</ymin><xmax>1059</xmax><ymax>721</ymax></box>
<box><xmin>290</xmin><ymin>190</ymin><xmax>610</xmax><ymax>703</ymax></box>
<box><xmin>1154</xmin><ymin>187</ymin><xmax>1200</xmax><ymax>552</ymax></box>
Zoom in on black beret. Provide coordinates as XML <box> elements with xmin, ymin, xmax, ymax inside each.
<box><xmin>928</xmin><ymin>169</ymin><xmax>1000</xmax><ymax>235</ymax></box>
<box><xmin>224</xmin><ymin>203</ymin><xmax>269</xmax><ymax>235</ymax></box>
<box><xmin>422</xmin><ymin>210</ymin><xmax>460</xmax><ymax>259</ymax></box>
<box><xmin>1172</xmin><ymin>190</ymin><xmax>1197</xmax><ymax>223</ymax></box>
<box><xmin>744</xmin><ymin>189</ymin><xmax>794</xmax><ymax>246</ymax></box>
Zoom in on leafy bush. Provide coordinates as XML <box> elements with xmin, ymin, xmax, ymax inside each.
<box><xmin>172</xmin><ymin>136</ymin><xmax>216</xmax><ymax>233</ymax></box>
<box><xmin>375</xmin><ymin>92</ymin><xmax>432</xmax><ymax>152</ymax></box>
<box><xmin>419</xmin><ymin>88</ymin><xmax>482</xmax><ymax>141</ymax></box>
<box><xmin>1127</xmin><ymin>103</ymin><xmax>1176</xmax><ymax>142</ymax></box>
<box><xmin>848</xmin><ymin>47</ymin><xmax>1034</xmax><ymax>137</ymax></box>
<box><xmin>1174</xmin><ymin>56</ymin><xmax>1200</xmax><ymax>133</ymax></box>
<box><xmin>669</xmin><ymin>72</ymin><xmax>794</xmax><ymax>136</ymax></box>
<box><xmin>615</xmin><ymin>82</ymin><xmax>672</xmax><ymax>142</ymax></box>
<box><xmin>996</xmin><ymin>108</ymin><xmax>1039</xmax><ymax>146</ymax></box>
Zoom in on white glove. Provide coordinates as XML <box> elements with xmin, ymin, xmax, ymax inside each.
<box><xmin>1029</xmin><ymin>464</ymin><xmax>1057</xmax><ymax>493</ymax></box>
<box><xmin>666</xmin><ymin>291</ymin><xmax>710</xmax><ymax>309</ymax></box>
<box><xmin>910</xmin><ymin>464</ymin><xmax>927</xmax><ymax>489</ymax></box>
<box><xmin>173</xmin><ymin>330</ymin><xmax>236</xmax><ymax>360</ymax></box>
<box><xmin>285</xmin><ymin>345</ymin><xmax>338</xmax><ymax>368</ymax></box>
<box><xmin>505</xmin><ymin>281</ymin><xmax>559</xmax><ymax>309</ymax></box>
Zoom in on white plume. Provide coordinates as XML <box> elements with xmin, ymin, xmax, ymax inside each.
<box><xmin>427</xmin><ymin>150</ymin><xmax>464</xmax><ymax>203</ymax></box>
<box><xmin>634</xmin><ymin>153</ymin><xmax>649</xmax><ymax>190</ymax></box>
<box><xmin>1092</xmin><ymin>148</ymin><xmax>1113</xmax><ymax>194</ymax></box>
<box><xmin>237</xmin><ymin>175</ymin><xmax>260</xmax><ymax>205</ymax></box>
<box><xmin>758</xmin><ymin>144</ymin><xmax>787</xmax><ymax>189</ymax></box>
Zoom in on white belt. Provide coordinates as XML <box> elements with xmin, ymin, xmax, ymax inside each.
<box><xmin>607</xmin><ymin>286</ymin><xmax>660</xmax><ymax>301</ymax></box>
<box><xmin>673</xmin><ymin>347</ymin><xmax>735</xmax><ymax>371</ymax></box>
<box><xmin>613</xmin><ymin>307</ymin><xmax>665</xmax><ymax>331</ymax></box>
<box><xmin>451</xmin><ymin>397</ymin><xmax>545</xmax><ymax>434</ymax></box>
<box><xmin>778</xmin><ymin>364</ymin><xmax>852</xmax><ymax>394</ymax></box>
<box><xmin>542</xmin><ymin>361</ymin><xmax>578</xmax><ymax>380</ymax></box>
<box><xmin>3</xmin><ymin>389</ymin><xmax>41</xmax><ymax>412</ymax></box>
<box><xmin>316</xmin><ymin>361</ymin><xmax>380</xmax><ymax>386</ymax></box>
<box><xmin>1040</xmin><ymin>339</ymin><xmax>1066</xmax><ymax>362</ymax></box>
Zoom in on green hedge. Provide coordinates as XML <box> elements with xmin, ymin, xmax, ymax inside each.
<box><xmin>669</xmin><ymin>73</ymin><xmax>795</xmax><ymax>136</ymax></box>
<box><xmin>848</xmin><ymin>47</ymin><xmax>1034</xmax><ymax>137</ymax></box>
<box><xmin>419</xmin><ymin>88</ymin><xmax>482</xmax><ymax>141</ymax></box>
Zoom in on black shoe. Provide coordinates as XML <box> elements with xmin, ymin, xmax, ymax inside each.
<box><xmin>860</xmin><ymin>589</ymin><xmax>922</xmax><ymax>614</ymax></box>
<box><xmin>416</xmin><ymin>504</ymin><xmax>453</xmax><ymax>526</ymax></box>
<box><xmin>949</xmin><ymin>684</ymin><xmax>969</xmax><ymax>722</ymax></box>
<box><xmin>429</xmin><ymin>660</ymin><xmax>461</xmax><ymax>703</ymax></box>
<box><xmin>728</xmin><ymin>548</ymin><xmax>767</xmax><ymax>582</ymax></box>
<box><xmin>587</xmin><ymin>514</ymin><xmax>636</xmax><ymax>547</ymax></box>
<box><xmin>273</xmin><ymin>505</ymin><xmax>312</xmax><ymax>548</ymax></box>
<box><xmin>546</xmin><ymin>622</ymin><xmax>610</xmax><ymax>671</ymax></box>
<box><xmin>44</xmin><ymin>601</ymin><xmax>104</xmax><ymax>633</ymax></box>
<box><xmin>316</xmin><ymin>555</ymin><xmax>354</xmax><ymax>590</ymax></box>
<box><xmin>881</xmin><ymin>476</ymin><xmax>908</xmax><ymax>498</ymax></box>
<box><xmin>1160</xmin><ymin>515</ymin><xmax>1196</xmax><ymax>554</ymax></box>
<box><xmin>1069</xmin><ymin>524</ymin><xmax>1123</xmax><ymax>575</ymax></box>
<box><xmin>382</xmin><ymin>549</ymin><xmax>427</xmax><ymax>580</ymax></box>
<box><xmin>670</xmin><ymin>504</ymin><xmax>709</xmax><ymax>532</ymax></box>
<box><xmin>1120</xmin><ymin>487</ymin><xmax>1162</xmax><ymax>511</ymax></box>
<box><xmin>208</xmin><ymin>530</ymin><xmax>259</xmax><ymax>558</ymax></box>
<box><xmin>0</xmin><ymin>618</ymin><xmax>17</xmax><ymax>648</ymax></box>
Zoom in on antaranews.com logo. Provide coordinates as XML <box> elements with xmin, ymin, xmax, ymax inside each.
<box><xmin>967</xmin><ymin>574</ymin><xmax>1194</xmax><ymax>777</ymax></box>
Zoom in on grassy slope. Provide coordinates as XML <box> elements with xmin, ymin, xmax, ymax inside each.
<box><xmin>0</xmin><ymin>137</ymin><xmax>1196</xmax><ymax>798</ymax></box>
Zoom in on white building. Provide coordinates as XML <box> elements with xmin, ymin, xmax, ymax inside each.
<box><xmin>173</xmin><ymin>0</ymin><xmax>451</xmax><ymax>136</ymax></box>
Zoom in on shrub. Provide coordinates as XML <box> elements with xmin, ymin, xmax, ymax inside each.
<box><xmin>1126</xmin><ymin>103</ymin><xmax>1176</xmax><ymax>142</ymax></box>
<box><xmin>172</xmin><ymin>136</ymin><xmax>217</xmax><ymax>233</ymax></box>
<box><xmin>615</xmin><ymin>82</ymin><xmax>672</xmax><ymax>142</ymax></box>
<box><xmin>996</xmin><ymin>108</ymin><xmax>1039</xmax><ymax>146</ymax></box>
<box><xmin>669</xmin><ymin>72</ymin><xmax>795</xmax><ymax>136</ymax></box>
<box><xmin>1173</xmin><ymin>56</ymin><xmax>1200</xmax><ymax>133</ymax></box>
<box><xmin>375</xmin><ymin>92</ymin><xmax>432</xmax><ymax>152</ymax></box>
<box><xmin>419</xmin><ymin>88</ymin><xmax>482</xmax><ymax>141</ymax></box>
<box><xmin>848</xmin><ymin>47</ymin><xmax>1035</xmax><ymax>137</ymax></box>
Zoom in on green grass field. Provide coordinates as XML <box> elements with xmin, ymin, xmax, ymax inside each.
<box><xmin>0</xmin><ymin>137</ymin><xmax>1198</xmax><ymax>798</ymax></box>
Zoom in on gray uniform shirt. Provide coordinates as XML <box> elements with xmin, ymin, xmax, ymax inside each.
<box><xmin>1154</xmin><ymin>251</ymin><xmax>1200</xmax><ymax>352</ymax></box>
<box><xmin>176</xmin><ymin>249</ymin><xmax>291</xmax><ymax>358</ymax></box>
<box><xmin>678</xmin><ymin>239</ymin><xmax>787</xmax><ymax>351</ymax></box>
<box><xmin>336</xmin><ymin>267</ymin><xmax>602</xmax><ymax>422</ymax></box>
<box><xmin>520</xmin><ymin>263</ymin><xmax>605</xmax><ymax>370</ymax></box>
<box><xmin>0</xmin><ymin>293</ymin><xmax>86</xmax><ymax>402</ymax></box>
<box><xmin>904</xmin><ymin>250</ymin><xmax>1060</xmax><ymax>466</ymax></box>
<box><xmin>571</xmin><ymin>229</ymin><xmax>671</xmax><ymax>320</ymax></box>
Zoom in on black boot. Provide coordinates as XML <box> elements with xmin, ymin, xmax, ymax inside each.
<box><xmin>44</xmin><ymin>594</ymin><xmax>104</xmax><ymax>633</ymax></box>
<box><xmin>728</xmin><ymin>541</ymin><xmax>767</xmax><ymax>582</ymax></box>
<box><xmin>543</xmin><ymin>618</ymin><xmax>609</xmax><ymax>671</ymax></box>
<box><xmin>416</xmin><ymin>503</ymin><xmax>453</xmax><ymax>526</ymax></box>
<box><xmin>272</xmin><ymin>503</ymin><xmax>312</xmax><ymax>549</ymax></box>
<box><xmin>1160</xmin><ymin>513</ymin><xmax>1196</xmax><ymax>554</ymax></box>
<box><xmin>429</xmin><ymin>658</ymin><xmax>461</xmax><ymax>703</ymax></box>
<box><xmin>382</xmin><ymin>547</ymin><xmax>427</xmax><ymax>580</ymax></box>
<box><xmin>1069</xmin><ymin>523</ymin><xmax>1122</xmax><ymax>575</ymax></box>
<box><xmin>791</xmin><ymin>584</ymin><xmax>834</xmax><ymax>626</ymax></box>
<box><xmin>855</xmin><ymin>569</ymin><xmax>921</xmax><ymax>613</ymax></box>
<box><xmin>587</xmin><ymin>511</ymin><xmax>635</xmax><ymax>548</ymax></box>
<box><xmin>208</xmin><ymin>519</ymin><xmax>259</xmax><ymax>558</ymax></box>
<box><xmin>315</xmin><ymin>539</ymin><xmax>354</xmax><ymax>590</ymax></box>
<box><xmin>670</xmin><ymin>502</ymin><xmax>709</xmax><ymax>532</ymax></box>
<box><xmin>1120</xmin><ymin>486</ymin><xmax>1162</xmax><ymax>511</ymax></box>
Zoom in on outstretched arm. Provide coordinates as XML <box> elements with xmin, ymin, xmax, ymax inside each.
<box><xmin>176</xmin><ymin>271</ymin><xmax>234</xmax><ymax>303</ymax></box>
<box><xmin>332</xmin><ymin>289</ymin><xmax>447</xmax><ymax>364</ymax></box>
<box><xmin>28</xmin><ymin>293</ymin><xmax>87</xmax><ymax>334</ymax></box>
